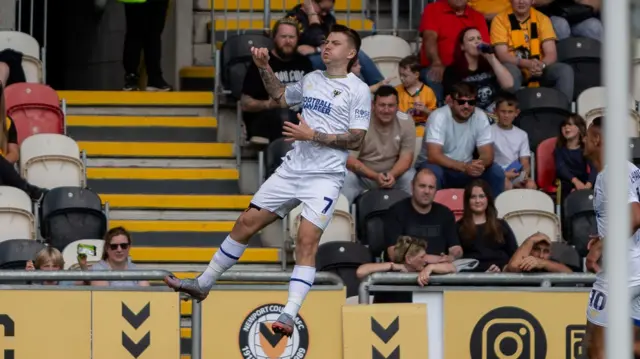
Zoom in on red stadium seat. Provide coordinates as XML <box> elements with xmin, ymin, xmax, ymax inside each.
<box><xmin>434</xmin><ymin>189</ymin><xmax>464</xmax><ymax>220</ymax></box>
<box><xmin>535</xmin><ymin>137</ymin><xmax>558</xmax><ymax>195</ymax></box>
<box><xmin>4</xmin><ymin>83</ymin><xmax>64</xmax><ymax>145</ymax></box>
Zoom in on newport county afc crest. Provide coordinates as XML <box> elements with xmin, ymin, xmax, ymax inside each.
<box><xmin>239</xmin><ymin>303</ymin><xmax>310</xmax><ymax>359</ymax></box>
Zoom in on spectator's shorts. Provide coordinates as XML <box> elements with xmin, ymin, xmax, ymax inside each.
<box><xmin>586</xmin><ymin>281</ymin><xmax>640</xmax><ymax>327</ymax></box>
<box><xmin>249</xmin><ymin>168</ymin><xmax>344</xmax><ymax>231</ymax></box>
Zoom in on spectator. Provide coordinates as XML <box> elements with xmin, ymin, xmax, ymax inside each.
<box><xmin>383</xmin><ymin>168</ymin><xmax>463</xmax><ymax>264</ymax></box>
<box><xmin>416</xmin><ymin>82</ymin><xmax>505</xmax><ymax>197</ymax></box>
<box><xmin>25</xmin><ymin>247</ymin><xmax>82</xmax><ymax>286</ymax></box>
<box><xmin>491</xmin><ymin>93</ymin><xmax>537</xmax><ymax>190</ymax></box>
<box><xmin>457</xmin><ymin>179</ymin><xmax>518</xmax><ymax>272</ymax></box>
<box><xmin>419</xmin><ymin>0</ymin><xmax>491</xmax><ymax>103</ymax></box>
<box><xmin>505</xmin><ymin>232</ymin><xmax>572</xmax><ymax>272</ymax></box>
<box><xmin>357</xmin><ymin>236</ymin><xmax>456</xmax><ymax>303</ymax></box>
<box><xmin>342</xmin><ymin>86</ymin><xmax>416</xmax><ymax>203</ymax></box>
<box><xmin>554</xmin><ymin>113</ymin><xmax>596</xmax><ymax>202</ymax></box>
<box><xmin>538</xmin><ymin>0</ymin><xmax>602</xmax><ymax>41</ymax></box>
<box><xmin>287</xmin><ymin>0</ymin><xmax>384</xmax><ymax>86</ymax></box>
<box><xmin>241</xmin><ymin>17</ymin><xmax>314</xmax><ymax>146</ymax></box>
<box><xmin>0</xmin><ymin>49</ymin><xmax>27</xmax><ymax>87</ymax></box>
<box><xmin>467</xmin><ymin>0</ymin><xmax>511</xmax><ymax>22</ymax></box>
<box><xmin>396</xmin><ymin>56</ymin><xmax>437</xmax><ymax>126</ymax></box>
<box><xmin>1</xmin><ymin>114</ymin><xmax>19</xmax><ymax>164</ymax></box>
<box><xmin>491</xmin><ymin>0</ymin><xmax>575</xmax><ymax>101</ymax></box>
<box><xmin>349</xmin><ymin>58</ymin><xmax>393</xmax><ymax>93</ymax></box>
<box><xmin>443</xmin><ymin>27</ymin><xmax>515</xmax><ymax>114</ymax></box>
<box><xmin>121</xmin><ymin>0</ymin><xmax>171</xmax><ymax>91</ymax></box>
<box><xmin>90</xmin><ymin>227</ymin><xmax>150</xmax><ymax>287</ymax></box>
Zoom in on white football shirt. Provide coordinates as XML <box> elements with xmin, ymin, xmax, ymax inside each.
<box><xmin>281</xmin><ymin>70</ymin><xmax>372</xmax><ymax>174</ymax></box>
<box><xmin>593</xmin><ymin>161</ymin><xmax>640</xmax><ymax>287</ymax></box>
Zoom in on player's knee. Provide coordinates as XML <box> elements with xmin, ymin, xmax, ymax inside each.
<box><xmin>237</xmin><ymin>206</ymin><xmax>270</xmax><ymax>232</ymax></box>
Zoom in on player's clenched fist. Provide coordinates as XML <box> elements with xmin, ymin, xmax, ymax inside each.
<box><xmin>250</xmin><ymin>47</ymin><xmax>270</xmax><ymax>68</ymax></box>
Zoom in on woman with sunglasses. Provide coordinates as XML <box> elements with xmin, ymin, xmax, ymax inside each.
<box><xmin>90</xmin><ymin>227</ymin><xmax>149</xmax><ymax>287</ymax></box>
<box><xmin>356</xmin><ymin>236</ymin><xmax>456</xmax><ymax>303</ymax></box>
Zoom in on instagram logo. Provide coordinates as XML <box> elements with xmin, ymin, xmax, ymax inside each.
<box><xmin>470</xmin><ymin>307</ymin><xmax>547</xmax><ymax>359</ymax></box>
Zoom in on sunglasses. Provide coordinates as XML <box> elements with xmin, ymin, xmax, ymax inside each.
<box><xmin>109</xmin><ymin>243</ymin><xmax>130</xmax><ymax>250</ymax></box>
<box><xmin>454</xmin><ymin>98</ymin><xmax>477</xmax><ymax>106</ymax></box>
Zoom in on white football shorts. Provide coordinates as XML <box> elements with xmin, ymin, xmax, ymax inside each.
<box><xmin>586</xmin><ymin>281</ymin><xmax>640</xmax><ymax>327</ymax></box>
<box><xmin>250</xmin><ymin>168</ymin><xmax>345</xmax><ymax>231</ymax></box>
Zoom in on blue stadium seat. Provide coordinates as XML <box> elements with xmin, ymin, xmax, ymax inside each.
<box><xmin>316</xmin><ymin>241</ymin><xmax>372</xmax><ymax>297</ymax></box>
<box><xmin>563</xmin><ymin>189</ymin><xmax>596</xmax><ymax>257</ymax></box>
<box><xmin>40</xmin><ymin>187</ymin><xmax>107</xmax><ymax>251</ymax></box>
<box><xmin>265</xmin><ymin>137</ymin><xmax>293</xmax><ymax>180</ymax></box>
<box><xmin>354</xmin><ymin>189</ymin><xmax>410</xmax><ymax>257</ymax></box>
<box><xmin>557</xmin><ymin>37</ymin><xmax>601</xmax><ymax>101</ymax></box>
<box><xmin>221</xmin><ymin>34</ymin><xmax>274</xmax><ymax>100</ymax></box>
<box><xmin>515</xmin><ymin>87</ymin><xmax>572</xmax><ymax>151</ymax></box>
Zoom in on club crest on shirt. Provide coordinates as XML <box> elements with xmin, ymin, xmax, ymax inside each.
<box><xmin>332</xmin><ymin>89</ymin><xmax>342</xmax><ymax>98</ymax></box>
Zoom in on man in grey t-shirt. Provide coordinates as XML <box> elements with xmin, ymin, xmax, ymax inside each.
<box><xmin>415</xmin><ymin>82</ymin><xmax>505</xmax><ymax>196</ymax></box>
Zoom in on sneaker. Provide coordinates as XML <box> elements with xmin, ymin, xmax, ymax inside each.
<box><xmin>123</xmin><ymin>73</ymin><xmax>139</xmax><ymax>91</ymax></box>
<box><xmin>249</xmin><ymin>136</ymin><xmax>270</xmax><ymax>146</ymax></box>
<box><xmin>164</xmin><ymin>275</ymin><xmax>209</xmax><ymax>302</ymax></box>
<box><xmin>146</xmin><ymin>77</ymin><xmax>172</xmax><ymax>92</ymax></box>
<box><xmin>271</xmin><ymin>312</ymin><xmax>295</xmax><ymax>337</ymax></box>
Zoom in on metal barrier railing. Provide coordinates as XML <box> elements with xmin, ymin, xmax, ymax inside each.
<box><xmin>0</xmin><ymin>269</ymin><xmax>172</xmax><ymax>282</ymax></box>
<box><xmin>358</xmin><ymin>272</ymin><xmax>597</xmax><ymax>303</ymax></box>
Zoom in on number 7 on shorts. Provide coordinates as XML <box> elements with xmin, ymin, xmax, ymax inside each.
<box><xmin>322</xmin><ymin>197</ymin><xmax>333</xmax><ymax>214</ymax></box>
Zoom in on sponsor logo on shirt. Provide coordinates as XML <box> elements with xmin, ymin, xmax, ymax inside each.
<box><xmin>354</xmin><ymin>108</ymin><xmax>370</xmax><ymax>120</ymax></box>
<box><xmin>302</xmin><ymin>96</ymin><xmax>332</xmax><ymax>115</ymax></box>
<box><xmin>332</xmin><ymin>89</ymin><xmax>342</xmax><ymax>98</ymax></box>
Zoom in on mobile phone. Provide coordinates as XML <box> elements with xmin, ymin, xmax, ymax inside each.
<box><xmin>77</xmin><ymin>244</ymin><xmax>97</xmax><ymax>257</ymax></box>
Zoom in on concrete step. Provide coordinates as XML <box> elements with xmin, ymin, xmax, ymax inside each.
<box><xmin>101</xmin><ymin>193</ymin><xmax>251</xmax><ymax>210</ymax></box>
<box><xmin>86</xmin><ymin>158</ymin><xmax>237</xmax><ymax>169</ymax></box>
<box><xmin>78</xmin><ymin>141</ymin><xmax>234</xmax><ymax>158</ymax></box>
<box><xmin>130</xmin><ymin>246</ymin><xmax>280</xmax><ymax>264</ymax></box>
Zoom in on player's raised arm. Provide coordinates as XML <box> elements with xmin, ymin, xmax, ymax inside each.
<box><xmin>251</xmin><ymin>47</ymin><xmax>301</xmax><ymax>108</ymax></box>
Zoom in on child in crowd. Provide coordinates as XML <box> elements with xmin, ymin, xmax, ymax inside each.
<box><xmin>490</xmin><ymin>93</ymin><xmax>537</xmax><ymax>190</ymax></box>
<box><xmin>395</xmin><ymin>55</ymin><xmax>437</xmax><ymax>126</ymax></box>
<box><xmin>554</xmin><ymin>114</ymin><xmax>596</xmax><ymax>202</ymax></box>
<box><xmin>351</xmin><ymin>59</ymin><xmax>394</xmax><ymax>94</ymax></box>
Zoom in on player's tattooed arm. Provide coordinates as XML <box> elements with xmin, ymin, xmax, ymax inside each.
<box><xmin>258</xmin><ymin>67</ymin><xmax>288</xmax><ymax>108</ymax></box>
<box><xmin>312</xmin><ymin>129</ymin><xmax>366</xmax><ymax>150</ymax></box>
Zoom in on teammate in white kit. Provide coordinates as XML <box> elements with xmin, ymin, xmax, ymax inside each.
<box><xmin>583</xmin><ymin>117</ymin><xmax>640</xmax><ymax>358</ymax></box>
<box><xmin>164</xmin><ymin>7</ymin><xmax>372</xmax><ymax>337</ymax></box>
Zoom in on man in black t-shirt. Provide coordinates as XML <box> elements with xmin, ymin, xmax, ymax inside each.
<box><xmin>383</xmin><ymin>168</ymin><xmax>463</xmax><ymax>263</ymax></box>
<box><xmin>240</xmin><ymin>17</ymin><xmax>313</xmax><ymax>146</ymax></box>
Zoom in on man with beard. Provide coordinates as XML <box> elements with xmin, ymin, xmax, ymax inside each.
<box><xmin>415</xmin><ymin>82</ymin><xmax>505</xmax><ymax>196</ymax></box>
<box><xmin>240</xmin><ymin>17</ymin><xmax>314</xmax><ymax>146</ymax></box>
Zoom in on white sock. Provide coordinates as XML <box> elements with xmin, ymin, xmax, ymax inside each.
<box><xmin>197</xmin><ymin>235</ymin><xmax>247</xmax><ymax>290</ymax></box>
<box><xmin>282</xmin><ymin>265</ymin><xmax>316</xmax><ymax>318</ymax></box>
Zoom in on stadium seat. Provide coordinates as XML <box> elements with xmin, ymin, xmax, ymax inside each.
<box><xmin>576</xmin><ymin>86</ymin><xmax>637</xmax><ymax>120</ymax></box>
<box><xmin>0</xmin><ymin>239</ymin><xmax>46</xmax><ymax>270</ymax></box>
<box><xmin>434</xmin><ymin>188</ymin><xmax>464</xmax><ymax>221</ymax></box>
<box><xmin>496</xmin><ymin>189</ymin><xmax>560</xmax><ymax>245</ymax></box>
<box><xmin>583</xmin><ymin>106</ymin><xmax>640</xmax><ymax>137</ymax></box>
<box><xmin>288</xmin><ymin>194</ymin><xmax>355</xmax><ymax>246</ymax></box>
<box><xmin>632</xmin><ymin>137</ymin><xmax>640</xmax><ymax>167</ymax></box>
<box><xmin>535</xmin><ymin>137</ymin><xmax>558</xmax><ymax>197</ymax></box>
<box><xmin>220</xmin><ymin>34</ymin><xmax>274</xmax><ymax>100</ymax></box>
<box><xmin>62</xmin><ymin>239</ymin><xmax>105</xmax><ymax>270</ymax></box>
<box><xmin>4</xmin><ymin>83</ymin><xmax>64</xmax><ymax>144</ymax></box>
<box><xmin>315</xmin><ymin>241</ymin><xmax>372</xmax><ymax>297</ymax></box>
<box><xmin>360</xmin><ymin>35</ymin><xmax>412</xmax><ymax>87</ymax></box>
<box><xmin>413</xmin><ymin>137</ymin><xmax>423</xmax><ymax>166</ymax></box>
<box><xmin>563</xmin><ymin>189</ymin><xmax>596</xmax><ymax>257</ymax></box>
<box><xmin>0</xmin><ymin>186</ymin><xmax>36</xmax><ymax>241</ymax></box>
<box><xmin>0</xmin><ymin>31</ymin><xmax>43</xmax><ymax>83</ymax></box>
<box><xmin>354</xmin><ymin>188</ymin><xmax>411</xmax><ymax>257</ymax></box>
<box><xmin>264</xmin><ymin>137</ymin><xmax>293</xmax><ymax>181</ymax></box>
<box><xmin>556</xmin><ymin>37</ymin><xmax>602</xmax><ymax>101</ymax></box>
<box><xmin>40</xmin><ymin>187</ymin><xmax>107</xmax><ymax>251</ymax></box>
<box><xmin>514</xmin><ymin>87</ymin><xmax>571</xmax><ymax>151</ymax></box>
<box><xmin>19</xmin><ymin>134</ymin><xmax>85</xmax><ymax>189</ymax></box>
<box><xmin>550</xmin><ymin>242</ymin><xmax>582</xmax><ymax>272</ymax></box>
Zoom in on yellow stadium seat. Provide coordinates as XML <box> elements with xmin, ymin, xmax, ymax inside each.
<box><xmin>208</xmin><ymin>0</ymin><xmax>363</xmax><ymax>12</ymax></box>
<box><xmin>211</xmin><ymin>17</ymin><xmax>374</xmax><ymax>32</ymax></box>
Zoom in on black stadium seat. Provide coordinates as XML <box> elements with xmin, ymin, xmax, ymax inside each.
<box><xmin>265</xmin><ymin>137</ymin><xmax>293</xmax><ymax>181</ymax></box>
<box><xmin>221</xmin><ymin>34</ymin><xmax>274</xmax><ymax>100</ymax></box>
<box><xmin>40</xmin><ymin>187</ymin><xmax>107</xmax><ymax>251</ymax></box>
<box><xmin>355</xmin><ymin>189</ymin><xmax>410</xmax><ymax>257</ymax></box>
<box><xmin>563</xmin><ymin>189</ymin><xmax>596</xmax><ymax>257</ymax></box>
<box><xmin>631</xmin><ymin>138</ymin><xmax>640</xmax><ymax>167</ymax></box>
<box><xmin>550</xmin><ymin>242</ymin><xmax>582</xmax><ymax>272</ymax></box>
<box><xmin>557</xmin><ymin>37</ymin><xmax>602</xmax><ymax>101</ymax></box>
<box><xmin>0</xmin><ymin>239</ymin><xmax>46</xmax><ymax>284</ymax></box>
<box><xmin>316</xmin><ymin>242</ymin><xmax>373</xmax><ymax>297</ymax></box>
<box><xmin>515</xmin><ymin>87</ymin><xmax>571</xmax><ymax>151</ymax></box>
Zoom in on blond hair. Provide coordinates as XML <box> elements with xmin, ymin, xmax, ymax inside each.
<box><xmin>34</xmin><ymin>247</ymin><xmax>65</xmax><ymax>269</ymax></box>
<box><xmin>392</xmin><ymin>236</ymin><xmax>427</xmax><ymax>263</ymax></box>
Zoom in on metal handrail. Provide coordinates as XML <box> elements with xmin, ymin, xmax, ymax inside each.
<box><xmin>0</xmin><ymin>269</ymin><xmax>173</xmax><ymax>281</ymax></box>
<box><xmin>358</xmin><ymin>272</ymin><xmax>597</xmax><ymax>303</ymax></box>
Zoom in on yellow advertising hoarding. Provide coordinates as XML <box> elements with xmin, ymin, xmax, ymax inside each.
<box><xmin>342</xmin><ymin>303</ymin><xmax>428</xmax><ymax>359</ymax></box>
<box><xmin>444</xmin><ymin>291</ymin><xmax>589</xmax><ymax>359</ymax></box>
<box><xmin>0</xmin><ymin>290</ymin><xmax>91</xmax><ymax>358</ymax></box>
<box><xmin>92</xmin><ymin>291</ymin><xmax>180</xmax><ymax>359</ymax></box>
<box><xmin>202</xmin><ymin>289</ymin><xmax>345</xmax><ymax>359</ymax></box>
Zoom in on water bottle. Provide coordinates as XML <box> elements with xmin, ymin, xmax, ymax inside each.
<box><xmin>478</xmin><ymin>43</ymin><xmax>494</xmax><ymax>54</ymax></box>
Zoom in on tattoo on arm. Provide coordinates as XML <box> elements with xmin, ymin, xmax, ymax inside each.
<box><xmin>312</xmin><ymin>129</ymin><xmax>366</xmax><ymax>150</ymax></box>
<box><xmin>257</xmin><ymin>67</ymin><xmax>287</xmax><ymax>106</ymax></box>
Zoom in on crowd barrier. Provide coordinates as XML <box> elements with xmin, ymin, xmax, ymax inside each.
<box><xmin>0</xmin><ymin>271</ymin><xmax>600</xmax><ymax>359</ymax></box>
